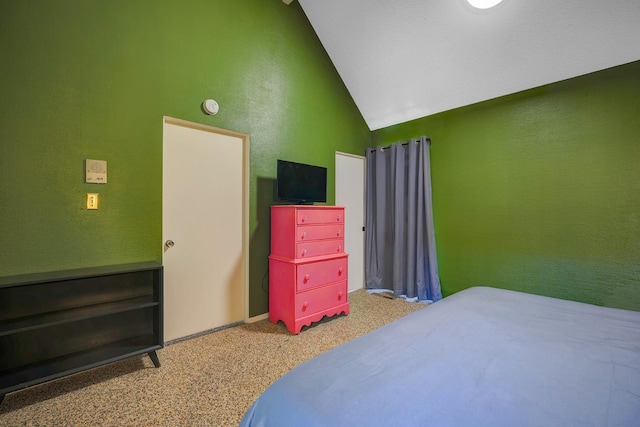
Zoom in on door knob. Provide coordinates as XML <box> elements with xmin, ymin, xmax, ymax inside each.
<box><xmin>165</xmin><ymin>240</ymin><xmax>175</xmax><ymax>248</ymax></box>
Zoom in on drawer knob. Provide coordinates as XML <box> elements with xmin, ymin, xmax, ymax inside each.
<box><xmin>338</xmin><ymin>268</ymin><xmax>343</xmax><ymax>275</ymax></box>
<box><xmin>301</xmin><ymin>232</ymin><xmax>306</xmax><ymax>239</ymax></box>
<box><xmin>338</xmin><ymin>245</ymin><xmax>342</xmax><ymax>252</ymax></box>
<box><xmin>302</xmin><ymin>249</ymin><xmax>307</xmax><ymax>256</ymax></box>
<box><xmin>337</xmin><ymin>230</ymin><xmax>341</xmax><ymax>236</ymax></box>
<box><xmin>302</xmin><ymin>215</ymin><xmax>307</xmax><ymax>222</ymax></box>
<box><xmin>304</xmin><ymin>274</ymin><xmax>310</xmax><ymax>283</ymax></box>
<box><xmin>337</xmin><ymin>215</ymin><xmax>341</xmax><ymax>221</ymax></box>
<box><xmin>302</xmin><ymin>301</ymin><xmax>309</xmax><ymax>311</ymax></box>
<box><xmin>338</xmin><ymin>291</ymin><xmax>344</xmax><ymax>300</ymax></box>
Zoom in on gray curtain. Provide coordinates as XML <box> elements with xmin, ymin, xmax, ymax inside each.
<box><xmin>365</xmin><ymin>136</ymin><xmax>442</xmax><ymax>302</ymax></box>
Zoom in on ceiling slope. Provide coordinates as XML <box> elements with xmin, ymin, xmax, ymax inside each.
<box><xmin>299</xmin><ymin>0</ymin><xmax>640</xmax><ymax>130</ymax></box>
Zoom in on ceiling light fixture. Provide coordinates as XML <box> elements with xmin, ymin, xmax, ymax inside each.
<box><xmin>467</xmin><ymin>0</ymin><xmax>504</xmax><ymax>9</ymax></box>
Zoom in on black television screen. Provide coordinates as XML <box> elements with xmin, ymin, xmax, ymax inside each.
<box><xmin>277</xmin><ymin>159</ymin><xmax>327</xmax><ymax>204</ymax></box>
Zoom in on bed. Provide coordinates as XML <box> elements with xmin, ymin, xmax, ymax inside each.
<box><xmin>239</xmin><ymin>286</ymin><xmax>640</xmax><ymax>426</ymax></box>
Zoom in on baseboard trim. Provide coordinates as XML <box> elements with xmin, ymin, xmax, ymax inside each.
<box><xmin>165</xmin><ymin>320</ymin><xmax>244</xmax><ymax>346</ymax></box>
<box><xmin>246</xmin><ymin>312</ymin><xmax>269</xmax><ymax>323</ymax></box>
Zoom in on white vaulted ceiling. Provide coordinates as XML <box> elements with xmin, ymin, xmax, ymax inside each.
<box><xmin>297</xmin><ymin>0</ymin><xmax>640</xmax><ymax>130</ymax></box>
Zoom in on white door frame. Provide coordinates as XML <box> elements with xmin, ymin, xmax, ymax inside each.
<box><xmin>335</xmin><ymin>151</ymin><xmax>365</xmax><ymax>293</ymax></box>
<box><xmin>162</xmin><ymin>116</ymin><xmax>250</xmax><ymax>327</ymax></box>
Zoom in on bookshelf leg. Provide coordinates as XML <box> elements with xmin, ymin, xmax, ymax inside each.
<box><xmin>148</xmin><ymin>351</ymin><xmax>161</xmax><ymax>368</ymax></box>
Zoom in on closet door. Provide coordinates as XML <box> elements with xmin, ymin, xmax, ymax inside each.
<box><xmin>163</xmin><ymin>117</ymin><xmax>248</xmax><ymax>342</ymax></box>
<box><xmin>336</xmin><ymin>152</ymin><xmax>365</xmax><ymax>292</ymax></box>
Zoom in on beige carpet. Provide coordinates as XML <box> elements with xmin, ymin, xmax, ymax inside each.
<box><xmin>0</xmin><ymin>289</ymin><xmax>426</xmax><ymax>426</ymax></box>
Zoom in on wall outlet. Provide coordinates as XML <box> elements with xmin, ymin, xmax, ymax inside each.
<box><xmin>87</xmin><ymin>193</ymin><xmax>99</xmax><ymax>210</ymax></box>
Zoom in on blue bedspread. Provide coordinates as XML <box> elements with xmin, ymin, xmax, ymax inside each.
<box><xmin>239</xmin><ymin>287</ymin><xmax>640</xmax><ymax>426</ymax></box>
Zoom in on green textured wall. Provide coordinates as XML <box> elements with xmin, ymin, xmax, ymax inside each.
<box><xmin>0</xmin><ymin>0</ymin><xmax>370</xmax><ymax>316</ymax></box>
<box><xmin>373</xmin><ymin>61</ymin><xmax>640</xmax><ymax>311</ymax></box>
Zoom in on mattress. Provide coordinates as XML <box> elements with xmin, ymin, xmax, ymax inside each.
<box><xmin>239</xmin><ymin>286</ymin><xmax>640</xmax><ymax>426</ymax></box>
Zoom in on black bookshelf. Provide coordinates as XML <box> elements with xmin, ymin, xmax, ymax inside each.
<box><xmin>0</xmin><ymin>262</ymin><xmax>163</xmax><ymax>404</ymax></box>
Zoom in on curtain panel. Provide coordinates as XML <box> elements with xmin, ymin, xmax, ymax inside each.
<box><xmin>365</xmin><ymin>136</ymin><xmax>442</xmax><ymax>302</ymax></box>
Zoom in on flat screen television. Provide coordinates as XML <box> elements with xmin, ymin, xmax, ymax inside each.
<box><xmin>277</xmin><ymin>159</ymin><xmax>327</xmax><ymax>204</ymax></box>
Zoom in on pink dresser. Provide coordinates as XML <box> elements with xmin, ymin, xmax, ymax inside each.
<box><xmin>269</xmin><ymin>205</ymin><xmax>349</xmax><ymax>334</ymax></box>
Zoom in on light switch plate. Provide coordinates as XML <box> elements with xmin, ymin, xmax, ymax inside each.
<box><xmin>85</xmin><ymin>159</ymin><xmax>107</xmax><ymax>183</ymax></box>
<box><xmin>87</xmin><ymin>193</ymin><xmax>99</xmax><ymax>210</ymax></box>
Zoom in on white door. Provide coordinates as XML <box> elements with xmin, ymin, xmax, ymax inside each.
<box><xmin>163</xmin><ymin>117</ymin><xmax>248</xmax><ymax>342</ymax></box>
<box><xmin>335</xmin><ymin>152</ymin><xmax>365</xmax><ymax>293</ymax></box>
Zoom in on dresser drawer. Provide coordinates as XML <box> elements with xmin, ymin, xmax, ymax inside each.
<box><xmin>297</xmin><ymin>208</ymin><xmax>344</xmax><ymax>225</ymax></box>
<box><xmin>297</xmin><ymin>256</ymin><xmax>347</xmax><ymax>291</ymax></box>
<box><xmin>295</xmin><ymin>282</ymin><xmax>347</xmax><ymax>318</ymax></box>
<box><xmin>297</xmin><ymin>239</ymin><xmax>344</xmax><ymax>259</ymax></box>
<box><xmin>297</xmin><ymin>224</ymin><xmax>343</xmax><ymax>242</ymax></box>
